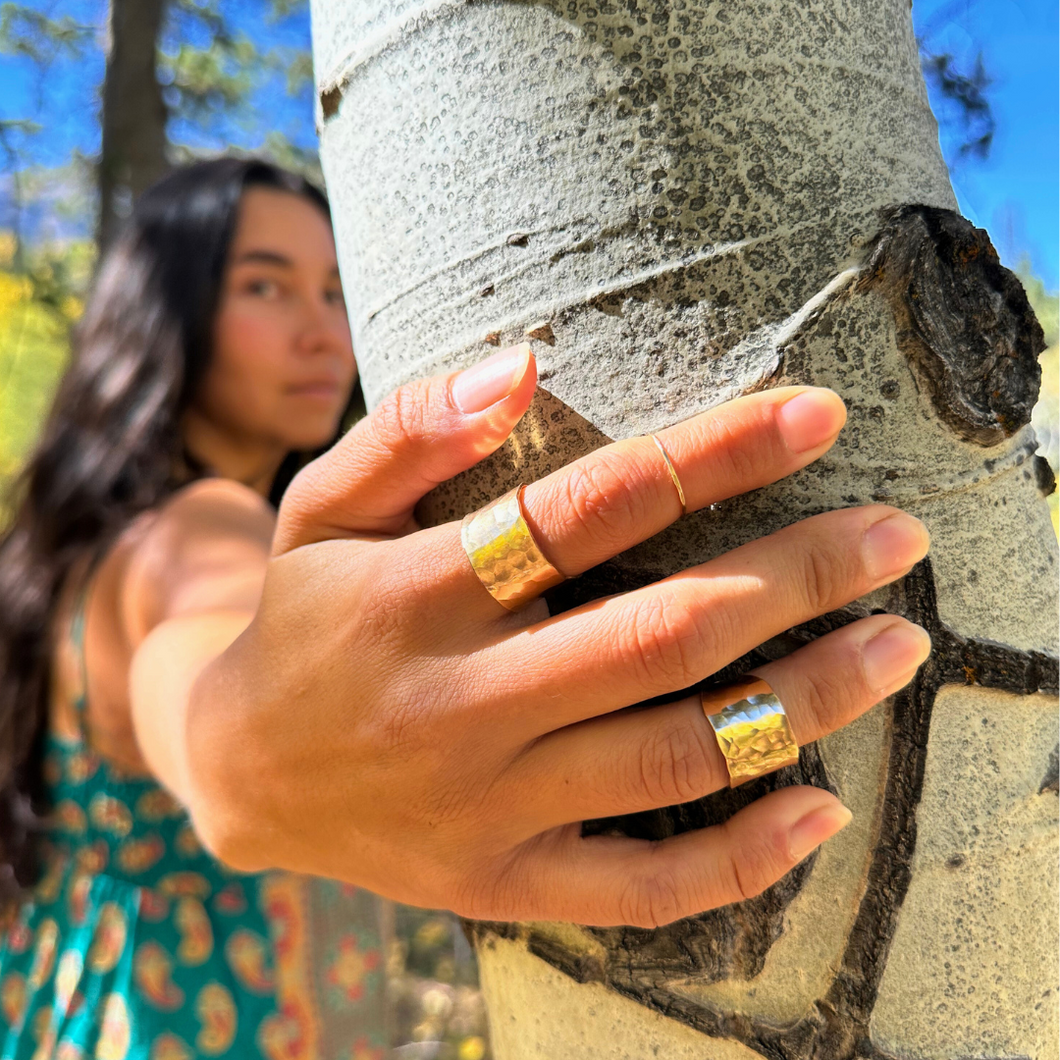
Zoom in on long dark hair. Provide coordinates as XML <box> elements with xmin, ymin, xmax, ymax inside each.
<box><xmin>0</xmin><ymin>158</ymin><xmax>343</xmax><ymax>909</ymax></box>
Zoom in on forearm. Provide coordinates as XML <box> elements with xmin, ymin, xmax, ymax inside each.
<box><xmin>129</xmin><ymin>610</ymin><xmax>254</xmax><ymax>830</ymax></box>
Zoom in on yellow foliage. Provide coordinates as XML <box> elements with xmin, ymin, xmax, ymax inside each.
<box><xmin>0</xmin><ymin>272</ymin><xmax>34</xmax><ymax>316</ymax></box>
<box><xmin>458</xmin><ymin>1037</ymin><xmax>486</xmax><ymax>1060</ymax></box>
<box><xmin>0</xmin><ymin>270</ymin><xmax>70</xmax><ymax>502</ymax></box>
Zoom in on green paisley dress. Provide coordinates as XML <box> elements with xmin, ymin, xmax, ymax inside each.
<box><xmin>0</xmin><ymin>605</ymin><xmax>389</xmax><ymax>1059</ymax></box>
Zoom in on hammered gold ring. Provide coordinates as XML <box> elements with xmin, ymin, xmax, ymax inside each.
<box><xmin>650</xmin><ymin>434</ymin><xmax>688</xmax><ymax>516</ymax></box>
<box><xmin>460</xmin><ymin>485</ymin><xmax>566</xmax><ymax>612</ymax></box>
<box><xmin>701</xmin><ymin>676</ymin><xmax>799</xmax><ymax>787</ymax></box>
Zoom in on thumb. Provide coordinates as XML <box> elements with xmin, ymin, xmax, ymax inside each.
<box><xmin>273</xmin><ymin>343</ymin><xmax>536</xmax><ymax>553</ymax></box>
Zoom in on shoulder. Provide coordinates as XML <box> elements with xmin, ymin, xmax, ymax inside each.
<box><xmin>145</xmin><ymin>478</ymin><xmax>276</xmax><ymax>550</ymax></box>
<box><xmin>120</xmin><ymin>479</ymin><xmax>276</xmax><ymax>638</ymax></box>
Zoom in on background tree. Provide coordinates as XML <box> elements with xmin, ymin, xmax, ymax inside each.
<box><xmin>310</xmin><ymin>0</ymin><xmax>1058</xmax><ymax>1057</ymax></box>
<box><xmin>96</xmin><ymin>0</ymin><xmax>167</xmax><ymax>247</ymax></box>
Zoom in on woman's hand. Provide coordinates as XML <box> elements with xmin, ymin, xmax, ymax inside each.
<box><xmin>187</xmin><ymin>344</ymin><xmax>931</xmax><ymax>928</ymax></box>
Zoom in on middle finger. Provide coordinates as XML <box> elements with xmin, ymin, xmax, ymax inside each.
<box><xmin>477</xmin><ymin>502</ymin><xmax>930</xmax><ymax>738</ymax></box>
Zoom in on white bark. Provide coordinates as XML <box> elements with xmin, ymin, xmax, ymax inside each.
<box><xmin>311</xmin><ymin>1</ymin><xmax>1059</xmax><ymax>1056</ymax></box>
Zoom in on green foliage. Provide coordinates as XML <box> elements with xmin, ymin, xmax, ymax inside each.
<box><xmin>160</xmin><ymin>0</ymin><xmax>316</xmax><ymax>169</ymax></box>
<box><xmin>0</xmin><ymin>4</ymin><xmax>95</xmax><ymax>242</ymax></box>
<box><xmin>0</xmin><ymin>2</ymin><xmax>92</xmax><ymax>62</ymax></box>
<box><xmin>161</xmin><ymin>36</ymin><xmax>259</xmax><ymax>118</ymax></box>
<box><xmin>266</xmin><ymin>0</ymin><xmax>308</xmax><ymax>21</ymax></box>
<box><xmin>1021</xmin><ymin>267</ymin><xmax>1059</xmax><ymax>349</ymax></box>
<box><xmin>0</xmin><ymin>239</ymin><xmax>82</xmax><ymax>518</ymax></box>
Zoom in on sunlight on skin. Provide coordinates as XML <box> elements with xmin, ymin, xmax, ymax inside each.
<box><xmin>66</xmin><ymin>189</ymin><xmax>358</xmax><ymax>775</ymax></box>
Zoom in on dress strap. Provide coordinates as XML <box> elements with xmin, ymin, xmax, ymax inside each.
<box><xmin>68</xmin><ymin>580</ymin><xmax>93</xmax><ymax>730</ymax></box>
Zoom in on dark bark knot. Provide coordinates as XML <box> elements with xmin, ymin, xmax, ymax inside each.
<box><xmin>859</xmin><ymin>205</ymin><xmax>1045</xmax><ymax>447</ymax></box>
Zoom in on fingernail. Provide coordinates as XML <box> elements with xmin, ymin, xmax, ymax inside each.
<box><xmin>452</xmin><ymin>343</ymin><xmax>532</xmax><ymax>413</ymax></box>
<box><xmin>776</xmin><ymin>389</ymin><xmax>846</xmax><ymax>453</ymax></box>
<box><xmin>862</xmin><ymin>621</ymin><xmax>932</xmax><ymax>695</ymax></box>
<box><xmin>788</xmin><ymin>803</ymin><xmax>853</xmax><ymax>862</ymax></box>
<box><xmin>861</xmin><ymin>511</ymin><xmax>930</xmax><ymax>580</ymax></box>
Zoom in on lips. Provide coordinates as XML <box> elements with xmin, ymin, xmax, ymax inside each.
<box><xmin>286</xmin><ymin>379</ymin><xmax>342</xmax><ymax>398</ymax></box>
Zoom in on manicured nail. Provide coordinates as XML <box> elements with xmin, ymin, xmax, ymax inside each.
<box><xmin>776</xmin><ymin>389</ymin><xmax>846</xmax><ymax>453</ymax></box>
<box><xmin>862</xmin><ymin>621</ymin><xmax>932</xmax><ymax>695</ymax></box>
<box><xmin>861</xmin><ymin>511</ymin><xmax>930</xmax><ymax>580</ymax></box>
<box><xmin>788</xmin><ymin>803</ymin><xmax>853</xmax><ymax>862</ymax></box>
<box><xmin>452</xmin><ymin>343</ymin><xmax>532</xmax><ymax>414</ymax></box>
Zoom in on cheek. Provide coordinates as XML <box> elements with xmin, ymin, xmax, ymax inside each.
<box><xmin>207</xmin><ymin>307</ymin><xmax>289</xmax><ymax>416</ymax></box>
<box><xmin>211</xmin><ymin>309</ymin><xmax>290</xmax><ymax>383</ymax></box>
<box><xmin>215</xmin><ymin>305</ymin><xmax>290</xmax><ymax>370</ymax></box>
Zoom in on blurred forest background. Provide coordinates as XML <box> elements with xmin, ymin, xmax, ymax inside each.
<box><xmin>0</xmin><ymin>1</ymin><xmax>1057</xmax><ymax>1057</ymax></box>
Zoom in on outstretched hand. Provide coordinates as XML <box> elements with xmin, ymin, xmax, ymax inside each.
<box><xmin>188</xmin><ymin>343</ymin><xmax>931</xmax><ymax>927</ymax></box>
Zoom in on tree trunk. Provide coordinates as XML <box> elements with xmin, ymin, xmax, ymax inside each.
<box><xmin>311</xmin><ymin>1</ymin><xmax>1059</xmax><ymax>1056</ymax></box>
<box><xmin>97</xmin><ymin>0</ymin><xmax>168</xmax><ymax>249</ymax></box>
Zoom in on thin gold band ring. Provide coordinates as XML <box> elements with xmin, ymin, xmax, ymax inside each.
<box><xmin>650</xmin><ymin>434</ymin><xmax>688</xmax><ymax>516</ymax></box>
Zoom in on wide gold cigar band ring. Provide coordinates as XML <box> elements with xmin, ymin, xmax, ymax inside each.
<box><xmin>701</xmin><ymin>675</ymin><xmax>800</xmax><ymax>787</ymax></box>
<box><xmin>460</xmin><ymin>485</ymin><xmax>566</xmax><ymax>611</ymax></box>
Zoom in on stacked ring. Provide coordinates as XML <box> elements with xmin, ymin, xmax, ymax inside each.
<box><xmin>650</xmin><ymin>434</ymin><xmax>688</xmax><ymax>516</ymax></box>
<box><xmin>701</xmin><ymin>676</ymin><xmax>799</xmax><ymax>787</ymax></box>
<box><xmin>460</xmin><ymin>485</ymin><xmax>566</xmax><ymax>611</ymax></box>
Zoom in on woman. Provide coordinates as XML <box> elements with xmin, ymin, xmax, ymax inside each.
<box><xmin>0</xmin><ymin>160</ymin><xmax>383</xmax><ymax>1057</ymax></box>
<box><xmin>0</xmin><ymin>158</ymin><xmax>932</xmax><ymax>1054</ymax></box>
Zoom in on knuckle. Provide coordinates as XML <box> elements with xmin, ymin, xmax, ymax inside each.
<box><xmin>711</xmin><ymin>417</ymin><xmax>759</xmax><ymax>483</ymax></box>
<box><xmin>373</xmin><ymin>382</ymin><xmax>429</xmax><ymax>451</ymax></box>
<box><xmin>620</xmin><ymin>867</ymin><xmax>689</xmax><ymax>928</ymax></box>
<box><xmin>375</xmin><ymin>696</ymin><xmax>429</xmax><ymax>756</ymax></box>
<box><xmin>453</xmin><ymin>849</ymin><xmax>527</xmax><ymax>921</ymax></box>
<box><xmin>560</xmin><ymin>453</ymin><xmax>645</xmax><ymax>551</ymax></box>
<box><xmin>640</xmin><ymin>720</ymin><xmax>716</xmax><ymax>805</ymax></box>
<box><xmin>799</xmin><ymin>537</ymin><xmax>842</xmax><ymax>615</ymax></box>
<box><xmin>798</xmin><ymin>664</ymin><xmax>846</xmax><ymax>736</ymax></box>
<box><xmin>420</xmin><ymin>775</ymin><xmax>480</xmax><ymax>831</ymax></box>
<box><xmin>726</xmin><ymin>825</ymin><xmax>787</xmax><ymax>902</ymax></box>
<box><xmin>623</xmin><ymin>594</ymin><xmax>707</xmax><ymax>690</ymax></box>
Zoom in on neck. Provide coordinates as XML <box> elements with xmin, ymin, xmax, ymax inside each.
<box><xmin>181</xmin><ymin>409</ymin><xmax>288</xmax><ymax>498</ymax></box>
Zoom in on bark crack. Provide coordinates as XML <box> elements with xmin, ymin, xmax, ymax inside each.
<box><xmin>470</xmin><ymin>558</ymin><xmax>1058</xmax><ymax>1059</ymax></box>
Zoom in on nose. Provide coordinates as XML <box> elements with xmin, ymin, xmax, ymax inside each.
<box><xmin>296</xmin><ymin>293</ymin><xmax>350</xmax><ymax>357</ymax></box>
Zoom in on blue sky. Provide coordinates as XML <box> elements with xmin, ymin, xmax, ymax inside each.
<box><xmin>1</xmin><ymin>0</ymin><xmax>1056</xmax><ymax>288</ymax></box>
<box><xmin>914</xmin><ymin>0</ymin><xmax>1059</xmax><ymax>288</ymax></box>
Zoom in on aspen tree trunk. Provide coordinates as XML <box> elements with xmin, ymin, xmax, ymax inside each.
<box><xmin>97</xmin><ymin>0</ymin><xmax>168</xmax><ymax>249</ymax></box>
<box><xmin>311</xmin><ymin>2</ymin><xmax>1059</xmax><ymax>1056</ymax></box>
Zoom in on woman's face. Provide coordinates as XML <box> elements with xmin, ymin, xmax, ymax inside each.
<box><xmin>195</xmin><ymin>186</ymin><xmax>357</xmax><ymax>454</ymax></box>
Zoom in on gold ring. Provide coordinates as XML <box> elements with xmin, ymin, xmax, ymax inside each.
<box><xmin>701</xmin><ymin>676</ymin><xmax>799</xmax><ymax>787</ymax></box>
<box><xmin>650</xmin><ymin>434</ymin><xmax>687</xmax><ymax>516</ymax></box>
<box><xmin>460</xmin><ymin>485</ymin><xmax>565</xmax><ymax>611</ymax></box>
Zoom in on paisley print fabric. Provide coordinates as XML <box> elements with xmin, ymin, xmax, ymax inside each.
<box><xmin>0</xmin><ymin>609</ymin><xmax>388</xmax><ymax>1058</ymax></box>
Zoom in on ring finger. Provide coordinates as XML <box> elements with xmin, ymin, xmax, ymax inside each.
<box><xmin>505</xmin><ymin>612</ymin><xmax>931</xmax><ymax>834</ymax></box>
<box><xmin>454</xmin><ymin>385</ymin><xmax>847</xmax><ymax>619</ymax></box>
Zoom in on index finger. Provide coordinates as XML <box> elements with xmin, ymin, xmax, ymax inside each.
<box><xmin>517</xmin><ymin>386</ymin><xmax>846</xmax><ymax>582</ymax></box>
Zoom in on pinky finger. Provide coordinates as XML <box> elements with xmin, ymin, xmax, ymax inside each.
<box><xmin>486</xmin><ymin>786</ymin><xmax>852</xmax><ymax>928</ymax></box>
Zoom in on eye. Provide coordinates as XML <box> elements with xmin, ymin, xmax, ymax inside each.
<box><xmin>324</xmin><ymin>287</ymin><xmax>346</xmax><ymax>306</ymax></box>
<box><xmin>245</xmin><ymin>278</ymin><xmax>282</xmax><ymax>299</ymax></box>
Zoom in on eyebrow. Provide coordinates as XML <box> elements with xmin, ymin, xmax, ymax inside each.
<box><xmin>233</xmin><ymin>250</ymin><xmax>293</xmax><ymax>268</ymax></box>
<box><xmin>233</xmin><ymin>250</ymin><xmax>340</xmax><ymax>274</ymax></box>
